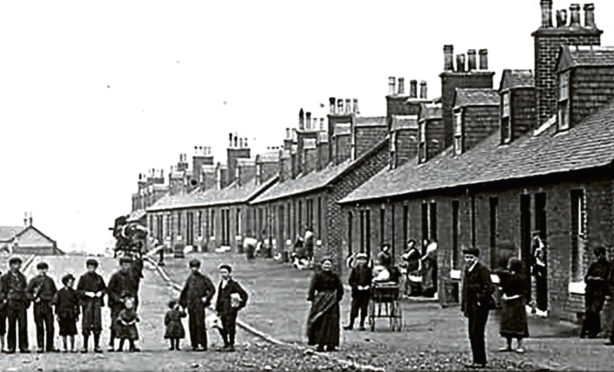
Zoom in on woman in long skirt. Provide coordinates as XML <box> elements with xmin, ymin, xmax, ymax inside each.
<box><xmin>497</xmin><ymin>257</ymin><xmax>529</xmax><ymax>353</ymax></box>
<box><xmin>306</xmin><ymin>257</ymin><xmax>344</xmax><ymax>352</ymax></box>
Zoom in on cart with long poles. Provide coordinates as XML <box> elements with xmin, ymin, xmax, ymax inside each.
<box><xmin>368</xmin><ymin>282</ymin><xmax>403</xmax><ymax>332</ymax></box>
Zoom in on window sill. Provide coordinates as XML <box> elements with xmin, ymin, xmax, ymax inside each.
<box><xmin>450</xmin><ymin>269</ymin><xmax>461</xmax><ymax>280</ymax></box>
<box><xmin>569</xmin><ymin>281</ymin><xmax>585</xmax><ymax>295</ymax></box>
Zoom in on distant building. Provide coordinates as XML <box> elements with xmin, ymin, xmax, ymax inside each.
<box><xmin>0</xmin><ymin>214</ymin><xmax>62</xmax><ymax>255</ymax></box>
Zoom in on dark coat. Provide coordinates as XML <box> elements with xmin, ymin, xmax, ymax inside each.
<box><xmin>0</xmin><ymin>270</ymin><xmax>29</xmax><ymax>304</ymax></box>
<box><xmin>53</xmin><ymin>287</ymin><xmax>80</xmax><ymax>319</ymax></box>
<box><xmin>215</xmin><ymin>278</ymin><xmax>248</xmax><ymax>315</ymax></box>
<box><xmin>26</xmin><ymin>274</ymin><xmax>57</xmax><ymax>303</ymax></box>
<box><xmin>107</xmin><ymin>268</ymin><xmax>140</xmax><ymax>308</ymax></box>
<box><xmin>308</xmin><ymin>271</ymin><xmax>344</xmax><ymax>302</ymax></box>
<box><xmin>115</xmin><ymin>308</ymin><xmax>139</xmax><ymax>340</ymax></box>
<box><xmin>348</xmin><ymin>265</ymin><xmax>372</xmax><ymax>298</ymax></box>
<box><xmin>76</xmin><ymin>271</ymin><xmax>107</xmax><ymax>306</ymax></box>
<box><xmin>179</xmin><ymin>271</ymin><xmax>216</xmax><ymax>309</ymax></box>
<box><xmin>461</xmin><ymin>262</ymin><xmax>494</xmax><ymax>315</ymax></box>
<box><xmin>585</xmin><ymin>258</ymin><xmax>612</xmax><ymax>293</ymax></box>
<box><xmin>164</xmin><ymin>309</ymin><xmax>186</xmax><ymax>339</ymax></box>
<box><xmin>307</xmin><ymin>270</ymin><xmax>343</xmax><ymax>347</ymax></box>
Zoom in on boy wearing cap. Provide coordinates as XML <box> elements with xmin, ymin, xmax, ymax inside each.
<box><xmin>76</xmin><ymin>258</ymin><xmax>106</xmax><ymax>353</ymax></box>
<box><xmin>26</xmin><ymin>262</ymin><xmax>58</xmax><ymax>352</ymax></box>
<box><xmin>0</xmin><ymin>257</ymin><xmax>30</xmax><ymax>353</ymax></box>
<box><xmin>179</xmin><ymin>259</ymin><xmax>216</xmax><ymax>351</ymax></box>
<box><xmin>344</xmin><ymin>253</ymin><xmax>372</xmax><ymax>331</ymax></box>
<box><xmin>461</xmin><ymin>247</ymin><xmax>494</xmax><ymax>369</ymax></box>
<box><xmin>107</xmin><ymin>256</ymin><xmax>142</xmax><ymax>351</ymax></box>
<box><xmin>215</xmin><ymin>264</ymin><xmax>248</xmax><ymax>352</ymax></box>
<box><xmin>53</xmin><ymin>274</ymin><xmax>80</xmax><ymax>352</ymax></box>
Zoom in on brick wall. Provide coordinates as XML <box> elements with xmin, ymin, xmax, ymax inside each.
<box><xmin>395</xmin><ymin>128</ymin><xmax>418</xmax><ymax>166</ymax></box>
<box><xmin>227</xmin><ymin>148</ymin><xmax>251</xmax><ymax>185</ymax></box>
<box><xmin>317</xmin><ymin>142</ymin><xmax>330</xmax><ymax>171</ymax></box>
<box><xmin>510</xmin><ymin>87</ymin><xmax>537</xmax><ymax>140</ymax></box>
<box><xmin>426</xmin><ymin>118</ymin><xmax>445</xmax><ymax>161</ymax></box>
<box><xmin>569</xmin><ymin>66</ymin><xmax>614</xmax><ymax>127</ymax></box>
<box><xmin>532</xmin><ymin>29</ymin><xmax>601</xmax><ymax>126</ymax></box>
<box><xmin>354</xmin><ymin>125</ymin><xmax>388</xmax><ymax>159</ymax></box>
<box><xmin>334</xmin><ymin>134</ymin><xmax>351</xmax><ymax>165</ymax></box>
<box><xmin>463</xmin><ymin>105</ymin><xmax>500</xmax><ymax>152</ymax></box>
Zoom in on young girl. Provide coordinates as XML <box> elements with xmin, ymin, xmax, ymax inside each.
<box><xmin>53</xmin><ymin>274</ymin><xmax>80</xmax><ymax>353</ymax></box>
<box><xmin>115</xmin><ymin>296</ymin><xmax>140</xmax><ymax>352</ymax></box>
<box><xmin>164</xmin><ymin>300</ymin><xmax>186</xmax><ymax>350</ymax></box>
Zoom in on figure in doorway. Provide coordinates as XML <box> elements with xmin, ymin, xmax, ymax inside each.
<box><xmin>581</xmin><ymin>246</ymin><xmax>611</xmax><ymax>339</ymax></box>
<box><xmin>530</xmin><ymin>232</ymin><xmax>547</xmax><ymax>317</ymax></box>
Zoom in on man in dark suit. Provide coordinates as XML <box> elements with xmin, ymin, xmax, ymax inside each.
<box><xmin>179</xmin><ymin>259</ymin><xmax>216</xmax><ymax>351</ymax></box>
<box><xmin>461</xmin><ymin>247</ymin><xmax>494</xmax><ymax>369</ymax></box>
<box><xmin>0</xmin><ymin>257</ymin><xmax>30</xmax><ymax>353</ymax></box>
<box><xmin>215</xmin><ymin>264</ymin><xmax>248</xmax><ymax>352</ymax></box>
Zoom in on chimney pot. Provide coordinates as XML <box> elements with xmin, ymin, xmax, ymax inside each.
<box><xmin>234</xmin><ymin>134</ymin><xmax>239</xmax><ymax>148</ymax></box>
<box><xmin>540</xmin><ymin>0</ymin><xmax>553</xmax><ymax>27</ymax></box>
<box><xmin>479</xmin><ymin>49</ymin><xmax>488</xmax><ymax>70</ymax></box>
<box><xmin>345</xmin><ymin>98</ymin><xmax>351</xmax><ymax>114</ymax></box>
<box><xmin>397</xmin><ymin>77</ymin><xmax>405</xmax><ymax>95</ymax></box>
<box><xmin>352</xmin><ymin>99</ymin><xmax>359</xmax><ymax>114</ymax></box>
<box><xmin>456</xmin><ymin>54</ymin><xmax>466</xmax><ymax>72</ymax></box>
<box><xmin>443</xmin><ymin>45</ymin><xmax>454</xmax><ymax>71</ymax></box>
<box><xmin>244</xmin><ymin>137</ymin><xmax>249</xmax><ymax>148</ymax></box>
<box><xmin>299</xmin><ymin>108</ymin><xmax>305</xmax><ymax>130</ymax></box>
<box><xmin>419</xmin><ymin>81</ymin><xmax>427</xmax><ymax>99</ymax></box>
<box><xmin>569</xmin><ymin>4</ymin><xmax>581</xmax><ymax>27</ymax></box>
<box><xmin>286</xmin><ymin>128</ymin><xmax>291</xmax><ymax>139</ymax></box>
<box><xmin>556</xmin><ymin>9</ymin><xmax>568</xmax><ymax>27</ymax></box>
<box><xmin>329</xmin><ymin>97</ymin><xmax>336</xmax><ymax>114</ymax></box>
<box><xmin>228</xmin><ymin>132</ymin><xmax>233</xmax><ymax>147</ymax></box>
<box><xmin>467</xmin><ymin>49</ymin><xmax>477</xmax><ymax>71</ymax></box>
<box><xmin>409</xmin><ymin>80</ymin><xmax>417</xmax><ymax>98</ymax></box>
<box><xmin>388</xmin><ymin>76</ymin><xmax>396</xmax><ymax>95</ymax></box>
<box><xmin>320</xmin><ymin>117</ymin><xmax>325</xmax><ymax>130</ymax></box>
<box><xmin>239</xmin><ymin>137</ymin><xmax>244</xmax><ymax>148</ymax></box>
<box><xmin>305</xmin><ymin>111</ymin><xmax>312</xmax><ymax>130</ymax></box>
<box><xmin>584</xmin><ymin>3</ymin><xmax>595</xmax><ymax>28</ymax></box>
<box><xmin>337</xmin><ymin>98</ymin><xmax>343</xmax><ymax>114</ymax></box>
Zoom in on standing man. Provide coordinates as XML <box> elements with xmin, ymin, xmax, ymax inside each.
<box><xmin>581</xmin><ymin>246</ymin><xmax>611</xmax><ymax>339</ymax></box>
<box><xmin>26</xmin><ymin>262</ymin><xmax>58</xmax><ymax>352</ymax></box>
<box><xmin>179</xmin><ymin>259</ymin><xmax>216</xmax><ymax>351</ymax></box>
<box><xmin>76</xmin><ymin>258</ymin><xmax>106</xmax><ymax>353</ymax></box>
<box><xmin>215</xmin><ymin>264</ymin><xmax>248</xmax><ymax>352</ymax></box>
<box><xmin>0</xmin><ymin>257</ymin><xmax>30</xmax><ymax>353</ymax></box>
<box><xmin>304</xmin><ymin>224</ymin><xmax>314</xmax><ymax>262</ymax></box>
<box><xmin>531</xmin><ymin>232</ymin><xmax>548</xmax><ymax>317</ymax></box>
<box><xmin>344</xmin><ymin>253</ymin><xmax>372</xmax><ymax>331</ymax></box>
<box><xmin>461</xmin><ymin>247</ymin><xmax>494</xmax><ymax>369</ymax></box>
<box><xmin>107</xmin><ymin>256</ymin><xmax>142</xmax><ymax>351</ymax></box>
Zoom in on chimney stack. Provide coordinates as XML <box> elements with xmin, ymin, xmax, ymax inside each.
<box><xmin>540</xmin><ymin>0</ymin><xmax>553</xmax><ymax>28</ymax></box>
<box><xmin>305</xmin><ymin>111</ymin><xmax>312</xmax><ymax>130</ymax></box>
<box><xmin>233</xmin><ymin>133</ymin><xmax>239</xmax><ymax>148</ymax></box>
<box><xmin>479</xmin><ymin>49</ymin><xmax>488</xmax><ymax>70</ymax></box>
<box><xmin>299</xmin><ymin>109</ymin><xmax>305</xmax><ymax>130</ymax></box>
<box><xmin>467</xmin><ymin>49</ymin><xmax>477</xmax><ymax>71</ymax></box>
<box><xmin>286</xmin><ymin>128</ymin><xmax>291</xmax><ymax>139</ymax></box>
<box><xmin>352</xmin><ymin>98</ymin><xmax>359</xmax><ymax>114</ymax></box>
<box><xmin>345</xmin><ymin>98</ymin><xmax>351</xmax><ymax>114</ymax></box>
<box><xmin>329</xmin><ymin>97</ymin><xmax>336</xmax><ymax>114</ymax></box>
<box><xmin>420</xmin><ymin>81</ymin><xmax>427</xmax><ymax>99</ymax></box>
<box><xmin>397</xmin><ymin>77</ymin><xmax>405</xmax><ymax>95</ymax></box>
<box><xmin>444</xmin><ymin>45</ymin><xmax>454</xmax><ymax>71</ymax></box>
<box><xmin>584</xmin><ymin>3</ymin><xmax>595</xmax><ymax>28</ymax></box>
<box><xmin>244</xmin><ymin>137</ymin><xmax>249</xmax><ymax>148</ymax></box>
<box><xmin>388</xmin><ymin>76</ymin><xmax>396</xmax><ymax>95</ymax></box>
<box><xmin>24</xmin><ymin>212</ymin><xmax>28</xmax><ymax>227</ymax></box>
<box><xmin>556</xmin><ymin>9</ymin><xmax>567</xmax><ymax>27</ymax></box>
<box><xmin>29</xmin><ymin>213</ymin><xmax>33</xmax><ymax>227</ymax></box>
<box><xmin>456</xmin><ymin>54</ymin><xmax>466</xmax><ymax>72</ymax></box>
<box><xmin>337</xmin><ymin>98</ymin><xmax>343</xmax><ymax>114</ymax></box>
<box><xmin>228</xmin><ymin>133</ymin><xmax>233</xmax><ymax>147</ymax></box>
<box><xmin>569</xmin><ymin>4</ymin><xmax>581</xmax><ymax>27</ymax></box>
<box><xmin>239</xmin><ymin>137</ymin><xmax>244</xmax><ymax>148</ymax></box>
<box><xmin>409</xmin><ymin>80</ymin><xmax>418</xmax><ymax>98</ymax></box>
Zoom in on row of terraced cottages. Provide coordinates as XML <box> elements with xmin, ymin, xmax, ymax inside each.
<box><xmin>339</xmin><ymin>6</ymin><xmax>614</xmax><ymax>324</ymax></box>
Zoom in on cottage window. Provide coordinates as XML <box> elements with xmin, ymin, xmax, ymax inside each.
<box><xmin>489</xmin><ymin>197</ymin><xmax>499</xmax><ymax>269</ymax></box>
<box><xmin>501</xmin><ymin>92</ymin><xmax>512</xmax><ymax>144</ymax></box>
<box><xmin>236</xmin><ymin>208</ymin><xmax>242</xmax><ymax>237</ymax></box>
<box><xmin>453</xmin><ymin>109</ymin><xmax>463</xmax><ymax>155</ymax></box>
<box><xmin>451</xmin><ymin>200</ymin><xmax>460</xmax><ymax>270</ymax></box>
<box><xmin>348</xmin><ymin>212</ymin><xmax>353</xmax><ymax>256</ymax></box>
<box><xmin>570</xmin><ymin>189</ymin><xmax>587</xmax><ymax>282</ymax></box>
<box><xmin>558</xmin><ymin>71</ymin><xmax>570</xmax><ymax>131</ymax></box>
<box><xmin>379</xmin><ymin>206</ymin><xmax>386</xmax><ymax>246</ymax></box>
<box><xmin>317</xmin><ymin>197</ymin><xmax>322</xmax><ymax>238</ymax></box>
<box><xmin>210</xmin><ymin>210</ymin><xmax>215</xmax><ymax>238</ymax></box>
<box><xmin>197</xmin><ymin>211</ymin><xmax>203</xmax><ymax>237</ymax></box>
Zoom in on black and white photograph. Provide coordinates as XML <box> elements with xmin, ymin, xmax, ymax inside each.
<box><xmin>1</xmin><ymin>0</ymin><xmax>614</xmax><ymax>370</ymax></box>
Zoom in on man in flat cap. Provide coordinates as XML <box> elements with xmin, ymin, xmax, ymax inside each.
<box><xmin>179</xmin><ymin>259</ymin><xmax>215</xmax><ymax>351</ymax></box>
<box><xmin>76</xmin><ymin>258</ymin><xmax>106</xmax><ymax>353</ymax></box>
<box><xmin>215</xmin><ymin>264</ymin><xmax>248</xmax><ymax>352</ymax></box>
<box><xmin>344</xmin><ymin>253</ymin><xmax>372</xmax><ymax>331</ymax></box>
<box><xmin>26</xmin><ymin>261</ymin><xmax>58</xmax><ymax>352</ymax></box>
<box><xmin>106</xmin><ymin>255</ymin><xmax>143</xmax><ymax>351</ymax></box>
<box><xmin>460</xmin><ymin>247</ymin><xmax>494</xmax><ymax>369</ymax></box>
<box><xmin>581</xmin><ymin>246</ymin><xmax>612</xmax><ymax>339</ymax></box>
<box><xmin>0</xmin><ymin>257</ymin><xmax>30</xmax><ymax>353</ymax></box>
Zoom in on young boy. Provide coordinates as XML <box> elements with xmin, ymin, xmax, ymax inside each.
<box><xmin>344</xmin><ymin>253</ymin><xmax>372</xmax><ymax>331</ymax></box>
<box><xmin>215</xmin><ymin>264</ymin><xmax>248</xmax><ymax>352</ymax></box>
<box><xmin>53</xmin><ymin>274</ymin><xmax>80</xmax><ymax>352</ymax></box>
<box><xmin>76</xmin><ymin>259</ymin><xmax>106</xmax><ymax>353</ymax></box>
<box><xmin>27</xmin><ymin>262</ymin><xmax>58</xmax><ymax>353</ymax></box>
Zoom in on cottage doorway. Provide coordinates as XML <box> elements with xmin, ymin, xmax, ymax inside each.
<box><xmin>519</xmin><ymin>194</ymin><xmax>532</xmax><ymax>302</ymax></box>
<box><xmin>534</xmin><ymin>193</ymin><xmax>548</xmax><ymax>312</ymax></box>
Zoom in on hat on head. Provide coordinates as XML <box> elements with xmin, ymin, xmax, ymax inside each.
<box><xmin>189</xmin><ymin>259</ymin><xmax>201</xmax><ymax>268</ymax></box>
<box><xmin>355</xmin><ymin>253</ymin><xmax>368</xmax><ymax>260</ymax></box>
<box><xmin>119</xmin><ymin>257</ymin><xmax>133</xmax><ymax>265</ymax></box>
<box><xmin>168</xmin><ymin>299</ymin><xmax>178</xmax><ymax>309</ymax></box>
<box><xmin>218</xmin><ymin>264</ymin><xmax>232</xmax><ymax>273</ymax></box>
<box><xmin>36</xmin><ymin>262</ymin><xmax>49</xmax><ymax>270</ymax></box>
<box><xmin>462</xmin><ymin>247</ymin><xmax>480</xmax><ymax>257</ymax></box>
<box><xmin>320</xmin><ymin>256</ymin><xmax>333</xmax><ymax>265</ymax></box>
<box><xmin>62</xmin><ymin>274</ymin><xmax>75</xmax><ymax>285</ymax></box>
<box><xmin>86</xmin><ymin>258</ymin><xmax>98</xmax><ymax>267</ymax></box>
<box><xmin>9</xmin><ymin>257</ymin><xmax>22</xmax><ymax>265</ymax></box>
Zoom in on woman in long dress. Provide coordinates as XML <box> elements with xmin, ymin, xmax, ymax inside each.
<box><xmin>306</xmin><ymin>257</ymin><xmax>344</xmax><ymax>352</ymax></box>
<box><xmin>497</xmin><ymin>257</ymin><xmax>529</xmax><ymax>353</ymax></box>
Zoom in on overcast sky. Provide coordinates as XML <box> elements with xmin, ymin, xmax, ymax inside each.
<box><xmin>0</xmin><ymin>0</ymin><xmax>612</xmax><ymax>253</ymax></box>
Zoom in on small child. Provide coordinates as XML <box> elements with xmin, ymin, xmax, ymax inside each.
<box><xmin>115</xmin><ymin>296</ymin><xmax>140</xmax><ymax>352</ymax></box>
<box><xmin>52</xmin><ymin>274</ymin><xmax>80</xmax><ymax>352</ymax></box>
<box><xmin>164</xmin><ymin>300</ymin><xmax>186</xmax><ymax>350</ymax></box>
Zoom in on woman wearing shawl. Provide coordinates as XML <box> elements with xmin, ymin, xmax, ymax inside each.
<box><xmin>306</xmin><ymin>257</ymin><xmax>344</xmax><ymax>352</ymax></box>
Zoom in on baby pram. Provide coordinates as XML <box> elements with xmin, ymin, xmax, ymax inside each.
<box><xmin>368</xmin><ymin>282</ymin><xmax>403</xmax><ymax>332</ymax></box>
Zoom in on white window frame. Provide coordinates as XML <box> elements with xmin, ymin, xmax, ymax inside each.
<box><xmin>558</xmin><ymin>71</ymin><xmax>570</xmax><ymax>131</ymax></box>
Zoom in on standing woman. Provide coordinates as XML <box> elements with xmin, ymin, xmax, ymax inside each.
<box><xmin>496</xmin><ymin>257</ymin><xmax>529</xmax><ymax>353</ymax></box>
<box><xmin>306</xmin><ymin>257</ymin><xmax>343</xmax><ymax>352</ymax></box>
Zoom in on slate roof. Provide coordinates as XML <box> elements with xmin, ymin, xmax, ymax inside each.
<box><xmin>147</xmin><ymin>176</ymin><xmax>278</xmax><ymax>212</ymax></box>
<box><xmin>558</xmin><ymin>45</ymin><xmax>614</xmax><ymax>71</ymax></box>
<box><xmin>500</xmin><ymin>69</ymin><xmax>534</xmax><ymax>91</ymax></box>
<box><xmin>454</xmin><ymin>88</ymin><xmax>500</xmax><ymax>108</ymax></box>
<box><xmin>391</xmin><ymin>115</ymin><xmax>418</xmax><ymax>131</ymax></box>
<box><xmin>0</xmin><ymin>226</ymin><xmax>24</xmax><ymax>242</ymax></box>
<box><xmin>355</xmin><ymin>116</ymin><xmax>387</xmax><ymax>127</ymax></box>
<box><xmin>340</xmin><ymin>101</ymin><xmax>614</xmax><ymax>204</ymax></box>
